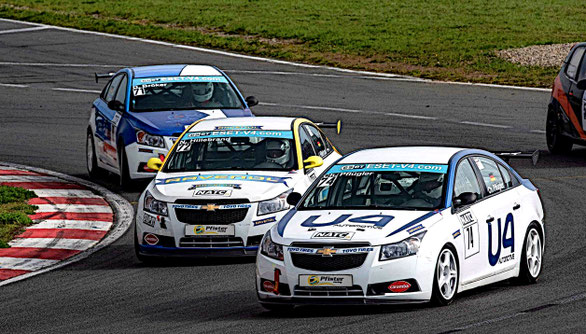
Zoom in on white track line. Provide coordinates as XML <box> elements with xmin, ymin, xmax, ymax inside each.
<box><xmin>0</xmin><ymin>17</ymin><xmax>551</xmax><ymax>92</ymax></box>
<box><xmin>0</xmin><ymin>175</ymin><xmax>62</xmax><ymax>182</ymax></box>
<box><xmin>0</xmin><ymin>61</ymin><xmax>125</xmax><ymax>67</ymax></box>
<box><xmin>8</xmin><ymin>237</ymin><xmax>98</xmax><ymax>251</ymax></box>
<box><xmin>0</xmin><ymin>257</ymin><xmax>59</xmax><ymax>271</ymax></box>
<box><xmin>52</xmin><ymin>88</ymin><xmax>101</xmax><ymax>94</ymax></box>
<box><xmin>31</xmin><ymin>189</ymin><xmax>100</xmax><ymax>198</ymax></box>
<box><xmin>34</xmin><ymin>204</ymin><xmax>112</xmax><ymax>213</ymax></box>
<box><xmin>28</xmin><ymin>220</ymin><xmax>112</xmax><ymax>231</ymax></box>
<box><xmin>0</xmin><ymin>26</ymin><xmax>48</xmax><ymax>35</ymax></box>
<box><xmin>459</xmin><ymin>121</ymin><xmax>511</xmax><ymax>129</ymax></box>
<box><xmin>530</xmin><ymin>129</ymin><xmax>546</xmax><ymax>134</ymax></box>
<box><xmin>0</xmin><ymin>83</ymin><xmax>28</xmax><ymax>88</ymax></box>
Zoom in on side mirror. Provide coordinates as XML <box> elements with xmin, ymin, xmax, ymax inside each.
<box><xmin>303</xmin><ymin>156</ymin><xmax>323</xmax><ymax>169</ymax></box>
<box><xmin>287</xmin><ymin>192</ymin><xmax>302</xmax><ymax>206</ymax></box>
<box><xmin>146</xmin><ymin>157</ymin><xmax>163</xmax><ymax>171</ymax></box>
<box><xmin>245</xmin><ymin>96</ymin><xmax>259</xmax><ymax>107</ymax></box>
<box><xmin>453</xmin><ymin>192</ymin><xmax>478</xmax><ymax>208</ymax></box>
<box><xmin>577</xmin><ymin>79</ymin><xmax>586</xmax><ymax>90</ymax></box>
<box><xmin>108</xmin><ymin>100</ymin><xmax>124</xmax><ymax>111</ymax></box>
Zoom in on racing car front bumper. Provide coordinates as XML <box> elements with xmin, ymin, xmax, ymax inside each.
<box><xmin>256</xmin><ymin>246</ymin><xmax>435</xmax><ymax>305</ymax></box>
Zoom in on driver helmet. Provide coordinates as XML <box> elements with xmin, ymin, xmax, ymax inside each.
<box><xmin>192</xmin><ymin>82</ymin><xmax>214</xmax><ymax>102</ymax></box>
<box><xmin>265</xmin><ymin>139</ymin><xmax>291</xmax><ymax>166</ymax></box>
<box><xmin>417</xmin><ymin>173</ymin><xmax>443</xmax><ymax>198</ymax></box>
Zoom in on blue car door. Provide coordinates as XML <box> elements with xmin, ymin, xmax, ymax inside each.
<box><xmin>94</xmin><ymin>73</ymin><xmax>127</xmax><ymax>169</ymax></box>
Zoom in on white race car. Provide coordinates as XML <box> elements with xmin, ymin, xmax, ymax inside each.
<box><xmin>135</xmin><ymin>116</ymin><xmax>341</xmax><ymax>259</ymax></box>
<box><xmin>256</xmin><ymin>147</ymin><xmax>544</xmax><ymax>309</ymax></box>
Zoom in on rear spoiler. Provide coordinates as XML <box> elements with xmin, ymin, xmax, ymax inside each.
<box><xmin>94</xmin><ymin>72</ymin><xmax>115</xmax><ymax>83</ymax></box>
<box><xmin>315</xmin><ymin>120</ymin><xmax>342</xmax><ymax>134</ymax></box>
<box><xmin>495</xmin><ymin>150</ymin><xmax>539</xmax><ymax>166</ymax></box>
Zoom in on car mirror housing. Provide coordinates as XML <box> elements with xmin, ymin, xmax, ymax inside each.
<box><xmin>303</xmin><ymin>156</ymin><xmax>323</xmax><ymax>169</ymax></box>
<box><xmin>453</xmin><ymin>192</ymin><xmax>478</xmax><ymax>208</ymax></box>
<box><xmin>286</xmin><ymin>192</ymin><xmax>302</xmax><ymax>206</ymax></box>
<box><xmin>108</xmin><ymin>100</ymin><xmax>124</xmax><ymax>111</ymax></box>
<box><xmin>245</xmin><ymin>96</ymin><xmax>259</xmax><ymax>107</ymax></box>
<box><xmin>147</xmin><ymin>157</ymin><xmax>163</xmax><ymax>171</ymax></box>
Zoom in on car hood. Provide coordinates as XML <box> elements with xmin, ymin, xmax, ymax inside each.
<box><xmin>126</xmin><ymin>109</ymin><xmax>228</xmax><ymax>136</ymax></box>
<box><xmin>276</xmin><ymin>209</ymin><xmax>445</xmax><ymax>246</ymax></box>
<box><xmin>152</xmin><ymin>170</ymin><xmax>303</xmax><ymax>202</ymax></box>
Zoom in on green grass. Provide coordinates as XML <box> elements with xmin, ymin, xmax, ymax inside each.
<box><xmin>0</xmin><ymin>186</ymin><xmax>37</xmax><ymax>248</ymax></box>
<box><xmin>1</xmin><ymin>1</ymin><xmax>585</xmax><ymax>86</ymax></box>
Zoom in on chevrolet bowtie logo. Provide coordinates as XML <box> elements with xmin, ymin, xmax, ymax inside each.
<box><xmin>202</xmin><ymin>204</ymin><xmax>219</xmax><ymax>211</ymax></box>
<box><xmin>317</xmin><ymin>247</ymin><xmax>337</xmax><ymax>257</ymax></box>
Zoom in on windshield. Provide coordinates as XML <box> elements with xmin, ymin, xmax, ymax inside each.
<box><xmin>300</xmin><ymin>163</ymin><xmax>448</xmax><ymax>210</ymax></box>
<box><xmin>131</xmin><ymin>76</ymin><xmax>243</xmax><ymax>112</ymax></box>
<box><xmin>163</xmin><ymin>129</ymin><xmax>297</xmax><ymax>172</ymax></box>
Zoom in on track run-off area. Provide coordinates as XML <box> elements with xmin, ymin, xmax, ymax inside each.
<box><xmin>0</xmin><ymin>18</ymin><xmax>585</xmax><ymax>333</ymax></box>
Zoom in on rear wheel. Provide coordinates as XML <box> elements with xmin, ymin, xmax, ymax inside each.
<box><xmin>516</xmin><ymin>225</ymin><xmax>543</xmax><ymax>284</ymax></box>
<box><xmin>431</xmin><ymin>246</ymin><xmax>459</xmax><ymax>306</ymax></box>
<box><xmin>546</xmin><ymin>108</ymin><xmax>573</xmax><ymax>154</ymax></box>
<box><xmin>86</xmin><ymin>131</ymin><xmax>103</xmax><ymax>178</ymax></box>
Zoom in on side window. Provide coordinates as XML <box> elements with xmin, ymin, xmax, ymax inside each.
<box><xmin>114</xmin><ymin>75</ymin><xmax>128</xmax><ymax>105</ymax></box>
<box><xmin>105</xmin><ymin>74</ymin><xmax>123</xmax><ymax>103</ymax></box>
<box><xmin>101</xmin><ymin>81</ymin><xmax>112</xmax><ymax>100</ymax></box>
<box><xmin>303</xmin><ymin>124</ymin><xmax>330</xmax><ymax>158</ymax></box>
<box><xmin>298</xmin><ymin>127</ymin><xmax>316</xmax><ymax>160</ymax></box>
<box><xmin>566</xmin><ymin>47</ymin><xmax>585</xmax><ymax>80</ymax></box>
<box><xmin>472</xmin><ymin>157</ymin><xmax>505</xmax><ymax>195</ymax></box>
<box><xmin>453</xmin><ymin>159</ymin><xmax>482</xmax><ymax>200</ymax></box>
<box><xmin>497</xmin><ymin>164</ymin><xmax>512</xmax><ymax>188</ymax></box>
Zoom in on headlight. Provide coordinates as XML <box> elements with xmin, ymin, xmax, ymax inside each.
<box><xmin>260</xmin><ymin>231</ymin><xmax>284</xmax><ymax>261</ymax></box>
<box><xmin>144</xmin><ymin>190</ymin><xmax>168</xmax><ymax>216</ymax></box>
<box><xmin>257</xmin><ymin>190</ymin><xmax>291</xmax><ymax>216</ymax></box>
<box><xmin>136</xmin><ymin>130</ymin><xmax>165</xmax><ymax>148</ymax></box>
<box><xmin>379</xmin><ymin>232</ymin><xmax>426</xmax><ymax>261</ymax></box>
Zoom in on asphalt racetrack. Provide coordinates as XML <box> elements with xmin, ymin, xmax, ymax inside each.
<box><xmin>0</xmin><ymin>19</ymin><xmax>585</xmax><ymax>333</ymax></box>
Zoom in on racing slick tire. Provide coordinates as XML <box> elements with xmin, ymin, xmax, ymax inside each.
<box><xmin>119</xmin><ymin>144</ymin><xmax>132</xmax><ymax>189</ymax></box>
<box><xmin>86</xmin><ymin>130</ymin><xmax>104</xmax><ymax>178</ymax></box>
<box><xmin>546</xmin><ymin>108</ymin><xmax>573</xmax><ymax>154</ymax></box>
<box><xmin>431</xmin><ymin>245</ymin><xmax>459</xmax><ymax>306</ymax></box>
<box><xmin>515</xmin><ymin>224</ymin><xmax>543</xmax><ymax>284</ymax></box>
<box><xmin>259</xmin><ymin>302</ymin><xmax>295</xmax><ymax>313</ymax></box>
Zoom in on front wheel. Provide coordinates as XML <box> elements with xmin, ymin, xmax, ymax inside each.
<box><xmin>516</xmin><ymin>225</ymin><xmax>543</xmax><ymax>284</ymax></box>
<box><xmin>431</xmin><ymin>246</ymin><xmax>459</xmax><ymax>306</ymax></box>
<box><xmin>546</xmin><ymin>108</ymin><xmax>573</xmax><ymax>154</ymax></box>
<box><xmin>86</xmin><ymin>131</ymin><xmax>103</xmax><ymax>178</ymax></box>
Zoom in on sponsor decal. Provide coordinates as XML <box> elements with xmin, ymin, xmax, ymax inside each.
<box><xmin>187</xmin><ymin>183</ymin><xmax>241</xmax><ymax>190</ymax></box>
<box><xmin>498</xmin><ymin>253</ymin><xmax>515</xmax><ymax>264</ymax></box>
<box><xmin>214</xmin><ymin>126</ymin><xmax>263</xmax><ymax>130</ymax></box>
<box><xmin>143</xmin><ymin>214</ymin><xmax>157</xmax><ymax>227</ymax></box>
<box><xmin>459</xmin><ymin>210</ymin><xmax>480</xmax><ymax>258</ymax></box>
<box><xmin>327</xmin><ymin>163</ymin><xmax>448</xmax><ymax>175</ymax></box>
<box><xmin>181</xmin><ymin>130</ymin><xmax>293</xmax><ymax>140</ymax></box>
<box><xmin>192</xmin><ymin>225</ymin><xmax>232</xmax><ymax>235</ymax></box>
<box><xmin>301</xmin><ymin>214</ymin><xmax>394</xmax><ymax>228</ymax></box>
<box><xmin>388</xmin><ymin>281</ymin><xmax>411</xmax><ymax>293</ymax></box>
<box><xmin>288</xmin><ymin>246</ymin><xmax>374</xmax><ymax>254</ymax></box>
<box><xmin>132</xmin><ymin>76</ymin><xmax>228</xmax><ymax>86</ymax></box>
<box><xmin>144</xmin><ymin>233</ymin><xmax>159</xmax><ymax>245</ymax></box>
<box><xmin>172</xmin><ymin>203</ymin><xmax>251</xmax><ymax>210</ymax></box>
<box><xmin>262</xmin><ymin>280</ymin><xmax>274</xmax><ymax>292</ymax></box>
<box><xmin>406</xmin><ymin>224</ymin><xmax>424</xmax><ymax>234</ymax></box>
<box><xmin>253</xmin><ymin>216</ymin><xmax>277</xmax><ymax>226</ymax></box>
<box><xmin>157</xmin><ymin>174</ymin><xmax>291</xmax><ymax>185</ymax></box>
<box><xmin>311</xmin><ymin>231</ymin><xmax>354</xmax><ymax>240</ymax></box>
<box><xmin>488</xmin><ymin>212</ymin><xmax>514</xmax><ymax>266</ymax></box>
<box><xmin>300</xmin><ymin>274</ymin><xmax>352</xmax><ymax>287</ymax></box>
<box><xmin>193</xmin><ymin>189</ymin><xmax>232</xmax><ymax>197</ymax></box>
<box><xmin>452</xmin><ymin>229</ymin><xmax>461</xmax><ymax>239</ymax></box>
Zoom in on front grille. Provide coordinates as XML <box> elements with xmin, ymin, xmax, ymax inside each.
<box><xmin>294</xmin><ymin>285</ymin><xmax>363</xmax><ymax>297</ymax></box>
<box><xmin>291</xmin><ymin>253</ymin><xmax>368</xmax><ymax>271</ymax></box>
<box><xmin>246</xmin><ymin>235</ymin><xmax>264</xmax><ymax>247</ymax></box>
<box><xmin>179</xmin><ymin>236</ymin><xmax>244</xmax><ymax>248</ymax></box>
<box><xmin>175</xmin><ymin>207</ymin><xmax>248</xmax><ymax>225</ymax></box>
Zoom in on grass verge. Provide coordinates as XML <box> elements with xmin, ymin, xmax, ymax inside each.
<box><xmin>0</xmin><ymin>1</ymin><xmax>585</xmax><ymax>87</ymax></box>
<box><xmin>0</xmin><ymin>185</ymin><xmax>37</xmax><ymax>248</ymax></box>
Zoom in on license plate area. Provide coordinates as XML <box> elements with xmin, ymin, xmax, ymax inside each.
<box><xmin>299</xmin><ymin>274</ymin><xmax>353</xmax><ymax>287</ymax></box>
<box><xmin>185</xmin><ymin>224</ymin><xmax>235</xmax><ymax>236</ymax></box>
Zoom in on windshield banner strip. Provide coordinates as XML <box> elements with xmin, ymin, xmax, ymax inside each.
<box><xmin>181</xmin><ymin>130</ymin><xmax>294</xmax><ymax>140</ymax></box>
<box><xmin>132</xmin><ymin>76</ymin><xmax>228</xmax><ymax>86</ymax></box>
<box><xmin>172</xmin><ymin>204</ymin><xmax>251</xmax><ymax>210</ymax></box>
<box><xmin>156</xmin><ymin>174</ymin><xmax>291</xmax><ymax>185</ymax></box>
<box><xmin>326</xmin><ymin>163</ymin><xmax>448</xmax><ymax>174</ymax></box>
<box><xmin>287</xmin><ymin>246</ymin><xmax>374</xmax><ymax>254</ymax></box>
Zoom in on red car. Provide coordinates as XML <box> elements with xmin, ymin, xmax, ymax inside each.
<box><xmin>547</xmin><ymin>43</ymin><xmax>586</xmax><ymax>153</ymax></box>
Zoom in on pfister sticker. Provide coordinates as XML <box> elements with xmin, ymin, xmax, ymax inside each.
<box><xmin>185</xmin><ymin>225</ymin><xmax>235</xmax><ymax>236</ymax></box>
<box><xmin>299</xmin><ymin>274</ymin><xmax>353</xmax><ymax>287</ymax></box>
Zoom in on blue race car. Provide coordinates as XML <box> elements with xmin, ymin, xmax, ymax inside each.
<box><xmin>86</xmin><ymin>64</ymin><xmax>258</xmax><ymax>187</ymax></box>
